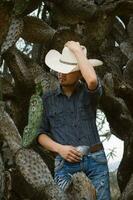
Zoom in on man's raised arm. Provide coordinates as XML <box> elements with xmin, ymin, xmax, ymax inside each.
<box><xmin>65</xmin><ymin>41</ymin><xmax>98</xmax><ymax>91</ymax></box>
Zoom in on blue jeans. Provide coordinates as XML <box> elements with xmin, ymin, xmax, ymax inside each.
<box><xmin>54</xmin><ymin>149</ymin><xmax>111</xmax><ymax>200</ymax></box>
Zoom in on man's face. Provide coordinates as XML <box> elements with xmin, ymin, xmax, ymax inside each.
<box><xmin>58</xmin><ymin>71</ymin><xmax>82</xmax><ymax>86</ymax></box>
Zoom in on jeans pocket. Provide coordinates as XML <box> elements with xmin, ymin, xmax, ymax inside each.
<box><xmin>91</xmin><ymin>150</ymin><xmax>107</xmax><ymax>164</ymax></box>
<box><xmin>54</xmin><ymin>158</ymin><xmax>64</xmax><ymax>171</ymax></box>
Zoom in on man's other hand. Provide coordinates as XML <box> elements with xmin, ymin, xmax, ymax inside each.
<box><xmin>57</xmin><ymin>145</ymin><xmax>83</xmax><ymax>163</ymax></box>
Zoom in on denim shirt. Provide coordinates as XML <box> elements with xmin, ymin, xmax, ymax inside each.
<box><xmin>37</xmin><ymin>80</ymin><xmax>103</xmax><ymax>147</ymax></box>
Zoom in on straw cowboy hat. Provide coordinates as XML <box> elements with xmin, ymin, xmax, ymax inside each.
<box><xmin>45</xmin><ymin>45</ymin><xmax>103</xmax><ymax>74</ymax></box>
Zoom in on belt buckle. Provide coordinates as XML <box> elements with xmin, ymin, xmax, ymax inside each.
<box><xmin>76</xmin><ymin>145</ymin><xmax>90</xmax><ymax>155</ymax></box>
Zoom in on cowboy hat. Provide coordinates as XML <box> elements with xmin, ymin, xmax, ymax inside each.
<box><xmin>45</xmin><ymin>45</ymin><xmax>103</xmax><ymax>74</ymax></box>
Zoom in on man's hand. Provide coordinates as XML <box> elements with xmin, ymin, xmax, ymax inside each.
<box><xmin>57</xmin><ymin>145</ymin><xmax>83</xmax><ymax>163</ymax></box>
<box><xmin>65</xmin><ymin>41</ymin><xmax>84</xmax><ymax>55</ymax></box>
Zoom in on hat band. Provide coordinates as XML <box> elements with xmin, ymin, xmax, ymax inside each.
<box><xmin>59</xmin><ymin>59</ymin><xmax>77</xmax><ymax>65</ymax></box>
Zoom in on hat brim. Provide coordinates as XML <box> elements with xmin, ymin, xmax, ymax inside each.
<box><xmin>45</xmin><ymin>49</ymin><xmax>79</xmax><ymax>74</ymax></box>
<box><xmin>45</xmin><ymin>49</ymin><xmax>103</xmax><ymax>74</ymax></box>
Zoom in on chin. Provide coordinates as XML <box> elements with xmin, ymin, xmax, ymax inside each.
<box><xmin>62</xmin><ymin>83</ymin><xmax>76</xmax><ymax>87</ymax></box>
<box><xmin>60</xmin><ymin>83</ymin><xmax>69</xmax><ymax>86</ymax></box>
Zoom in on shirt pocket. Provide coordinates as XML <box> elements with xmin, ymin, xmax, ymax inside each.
<box><xmin>78</xmin><ymin>102</ymin><xmax>90</xmax><ymax>120</ymax></box>
<box><xmin>48</xmin><ymin>107</ymin><xmax>65</xmax><ymax>128</ymax></box>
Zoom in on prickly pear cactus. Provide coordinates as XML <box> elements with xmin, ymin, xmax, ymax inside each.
<box><xmin>13</xmin><ymin>0</ymin><xmax>31</xmax><ymax>16</ymax></box>
<box><xmin>22</xmin><ymin>81</ymin><xmax>43</xmax><ymax>147</ymax></box>
<box><xmin>15</xmin><ymin>148</ymin><xmax>53</xmax><ymax>189</ymax></box>
<box><xmin>22</xmin><ymin>73</ymin><xmax>58</xmax><ymax>147</ymax></box>
<box><xmin>0</xmin><ymin>15</ymin><xmax>23</xmax><ymax>55</ymax></box>
<box><xmin>0</xmin><ymin>154</ymin><xmax>4</xmax><ymax>200</ymax></box>
<box><xmin>0</xmin><ymin>101</ymin><xmax>22</xmax><ymax>155</ymax></box>
<box><xmin>15</xmin><ymin>148</ymin><xmax>68</xmax><ymax>200</ymax></box>
<box><xmin>69</xmin><ymin>172</ymin><xmax>96</xmax><ymax>199</ymax></box>
<box><xmin>22</xmin><ymin>94</ymin><xmax>43</xmax><ymax>147</ymax></box>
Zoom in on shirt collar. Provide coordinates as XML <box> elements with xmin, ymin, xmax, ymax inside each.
<box><xmin>55</xmin><ymin>81</ymin><xmax>82</xmax><ymax>96</ymax></box>
<box><xmin>55</xmin><ymin>85</ymin><xmax>63</xmax><ymax>96</ymax></box>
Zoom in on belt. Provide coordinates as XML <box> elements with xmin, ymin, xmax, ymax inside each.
<box><xmin>76</xmin><ymin>143</ymin><xmax>103</xmax><ymax>156</ymax></box>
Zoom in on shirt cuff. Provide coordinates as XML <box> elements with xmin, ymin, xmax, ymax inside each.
<box><xmin>36</xmin><ymin>130</ymin><xmax>51</xmax><ymax>145</ymax></box>
<box><xmin>85</xmin><ymin>78</ymin><xmax>102</xmax><ymax>93</ymax></box>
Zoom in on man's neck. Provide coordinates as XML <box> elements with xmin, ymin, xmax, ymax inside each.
<box><xmin>62</xmin><ymin>83</ymin><xmax>78</xmax><ymax>97</ymax></box>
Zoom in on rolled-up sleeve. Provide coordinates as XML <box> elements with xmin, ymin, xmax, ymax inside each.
<box><xmin>84</xmin><ymin>78</ymin><xmax>103</xmax><ymax>105</ymax></box>
<box><xmin>87</xmin><ymin>78</ymin><xmax>102</xmax><ymax>95</ymax></box>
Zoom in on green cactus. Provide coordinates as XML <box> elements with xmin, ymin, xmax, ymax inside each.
<box><xmin>22</xmin><ymin>82</ymin><xmax>43</xmax><ymax>147</ymax></box>
<box><xmin>13</xmin><ymin>0</ymin><xmax>31</xmax><ymax>15</ymax></box>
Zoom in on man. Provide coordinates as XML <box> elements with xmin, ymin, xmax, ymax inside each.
<box><xmin>37</xmin><ymin>41</ymin><xmax>111</xmax><ymax>200</ymax></box>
